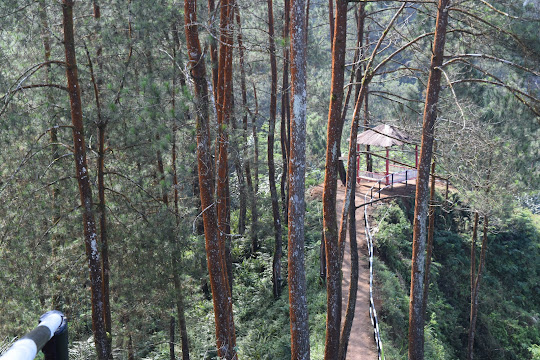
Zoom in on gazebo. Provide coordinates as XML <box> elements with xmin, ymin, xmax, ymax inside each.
<box><xmin>355</xmin><ymin>124</ymin><xmax>418</xmax><ymax>185</ymax></box>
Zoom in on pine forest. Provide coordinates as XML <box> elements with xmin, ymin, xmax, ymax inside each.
<box><xmin>0</xmin><ymin>0</ymin><xmax>539</xmax><ymax>359</ymax></box>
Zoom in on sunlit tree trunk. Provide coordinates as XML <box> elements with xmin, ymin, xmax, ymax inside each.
<box><xmin>288</xmin><ymin>0</ymin><xmax>310</xmax><ymax>356</ymax></box>
<box><xmin>409</xmin><ymin>1</ymin><xmax>451</xmax><ymax>359</ymax></box>
<box><xmin>184</xmin><ymin>0</ymin><xmax>236</xmax><ymax>357</ymax></box>
<box><xmin>323</xmin><ymin>0</ymin><xmax>348</xmax><ymax>356</ymax></box>
<box><xmin>62</xmin><ymin>2</ymin><xmax>107</xmax><ymax>359</ymax></box>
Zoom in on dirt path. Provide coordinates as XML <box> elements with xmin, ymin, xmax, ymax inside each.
<box><xmin>310</xmin><ymin>181</ymin><xmax>417</xmax><ymax>359</ymax></box>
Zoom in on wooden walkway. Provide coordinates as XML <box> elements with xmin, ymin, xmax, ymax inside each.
<box><xmin>310</xmin><ymin>181</ymin><xmax>416</xmax><ymax>359</ymax></box>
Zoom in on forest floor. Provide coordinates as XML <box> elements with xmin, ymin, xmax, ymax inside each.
<box><xmin>310</xmin><ymin>179</ymin><xmax>418</xmax><ymax>360</ymax></box>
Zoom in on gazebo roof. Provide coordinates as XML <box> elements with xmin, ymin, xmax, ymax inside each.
<box><xmin>356</xmin><ymin>124</ymin><xmax>411</xmax><ymax>147</ymax></box>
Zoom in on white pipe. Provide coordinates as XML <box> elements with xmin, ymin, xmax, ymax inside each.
<box><xmin>0</xmin><ymin>312</ymin><xmax>62</xmax><ymax>360</ymax></box>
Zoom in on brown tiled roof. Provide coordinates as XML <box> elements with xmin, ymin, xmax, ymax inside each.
<box><xmin>356</xmin><ymin>124</ymin><xmax>411</xmax><ymax>147</ymax></box>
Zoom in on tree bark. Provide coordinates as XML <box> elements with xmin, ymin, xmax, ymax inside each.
<box><xmin>323</xmin><ymin>0</ymin><xmax>348</xmax><ymax>356</ymax></box>
<box><xmin>62</xmin><ymin>2</ymin><xmax>107</xmax><ymax>359</ymax></box>
<box><xmin>266</xmin><ymin>0</ymin><xmax>282</xmax><ymax>296</ymax></box>
<box><xmin>184</xmin><ymin>1</ymin><xmax>236</xmax><ymax>357</ymax></box>
<box><xmin>89</xmin><ymin>2</ymin><xmax>112</xmax><ymax>355</ymax></box>
<box><xmin>280</xmin><ymin>0</ymin><xmax>291</xmax><ymax>222</ymax></box>
<box><xmin>408</xmin><ymin>1</ymin><xmax>451</xmax><ymax>359</ymax></box>
<box><xmin>235</xmin><ymin>7</ymin><xmax>259</xmax><ymax>254</ymax></box>
<box><xmin>216</xmin><ymin>0</ymin><xmax>235</xmax><ymax>295</ymax></box>
<box><xmin>207</xmin><ymin>0</ymin><xmax>219</xmax><ymax>101</ymax></box>
<box><xmin>288</xmin><ymin>0</ymin><xmax>310</xmax><ymax>356</ymax></box>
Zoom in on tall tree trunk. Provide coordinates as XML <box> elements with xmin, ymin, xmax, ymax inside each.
<box><xmin>266</xmin><ymin>0</ymin><xmax>282</xmax><ymax>295</ymax></box>
<box><xmin>288</xmin><ymin>0</ymin><xmax>310</xmax><ymax>357</ymax></box>
<box><xmin>408</xmin><ymin>1</ymin><xmax>451</xmax><ymax>359</ymax></box>
<box><xmin>229</xmin><ymin>84</ymin><xmax>247</xmax><ymax>237</ymax></box>
<box><xmin>280</xmin><ymin>0</ymin><xmax>291</xmax><ymax>222</ymax></box>
<box><xmin>216</xmin><ymin>0</ymin><xmax>235</xmax><ymax>295</ymax></box>
<box><xmin>90</xmin><ymin>2</ymin><xmax>112</xmax><ymax>355</ymax></box>
<box><xmin>235</xmin><ymin>7</ymin><xmax>259</xmax><ymax>253</ymax></box>
<box><xmin>171</xmin><ymin>24</ymin><xmax>191</xmax><ymax>360</ymax></box>
<box><xmin>207</xmin><ymin>0</ymin><xmax>219</xmax><ymax>101</ymax></box>
<box><xmin>236</xmin><ymin>159</ymin><xmax>247</xmax><ymax>235</ymax></box>
<box><xmin>145</xmin><ymin>49</ymin><xmax>169</xmax><ymax>206</ymax></box>
<box><xmin>354</xmin><ymin>9</ymin><xmax>371</xmax><ymax>173</ymax></box>
<box><xmin>336</xmin><ymin>2</ymin><xmax>365</xmax><ymax>186</ymax></box>
<box><xmin>467</xmin><ymin>215</ymin><xmax>488</xmax><ymax>360</ymax></box>
<box><xmin>184</xmin><ymin>1</ymin><xmax>236</xmax><ymax>358</ymax></box>
<box><xmin>467</xmin><ymin>212</ymin><xmax>479</xmax><ymax>359</ymax></box>
<box><xmin>62</xmin><ymin>2</ymin><xmax>107</xmax><ymax>359</ymax></box>
<box><xmin>252</xmin><ymin>83</ymin><xmax>260</xmax><ymax>195</ymax></box>
<box><xmin>470</xmin><ymin>212</ymin><xmax>479</xmax><ymax>314</ymax></box>
<box><xmin>323</xmin><ymin>0</ymin><xmax>348</xmax><ymax>356</ymax></box>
